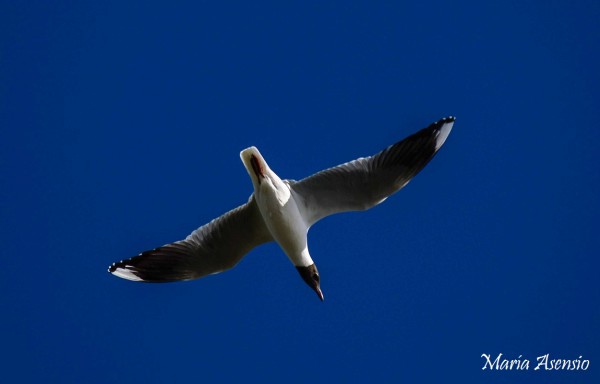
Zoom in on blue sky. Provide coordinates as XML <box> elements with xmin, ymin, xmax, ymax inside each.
<box><xmin>1</xmin><ymin>1</ymin><xmax>598</xmax><ymax>383</ymax></box>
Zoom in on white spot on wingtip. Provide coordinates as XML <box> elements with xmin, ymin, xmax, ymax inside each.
<box><xmin>435</xmin><ymin>120</ymin><xmax>453</xmax><ymax>150</ymax></box>
<box><xmin>111</xmin><ymin>267</ymin><xmax>144</xmax><ymax>281</ymax></box>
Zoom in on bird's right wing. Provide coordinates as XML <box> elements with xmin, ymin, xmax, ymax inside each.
<box><xmin>108</xmin><ymin>195</ymin><xmax>272</xmax><ymax>282</ymax></box>
<box><xmin>290</xmin><ymin>117</ymin><xmax>454</xmax><ymax>226</ymax></box>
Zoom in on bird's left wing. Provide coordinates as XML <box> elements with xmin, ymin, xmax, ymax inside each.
<box><xmin>108</xmin><ymin>195</ymin><xmax>272</xmax><ymax>282</ymax></box>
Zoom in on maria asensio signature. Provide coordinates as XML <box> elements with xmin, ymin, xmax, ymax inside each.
<box><xmin>481</xmin><ymin>353</ymin><xmax>590</xmax><ymax>371</ymax></box>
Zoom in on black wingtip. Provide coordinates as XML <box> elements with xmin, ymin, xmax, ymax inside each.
<box><xmin>432</xmin><ymin>116</ymin><xmax>456</xmax><ymax>128</ymax></box>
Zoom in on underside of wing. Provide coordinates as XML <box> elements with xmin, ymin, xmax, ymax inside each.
<box><xmin>291</xmin><ymin>116</ymin><xmax>454</xmax><ymax>225</ymax></box>
<box><xmin>108</xmin><ymin>196</ymin><xmax>272</xmax><ymax>282</ymax></box>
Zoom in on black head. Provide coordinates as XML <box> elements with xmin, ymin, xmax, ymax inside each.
<box><xmin>296</xmin><ymin>264</ymin><xmax>324</xmax><ymax>301</ymax></box>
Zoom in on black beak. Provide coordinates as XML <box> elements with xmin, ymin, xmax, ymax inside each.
<box><xmin>316</xmin><ymin>286</ymin><xmax>324</xmax><ymax>301</ymax></box>
<box><xmin>296</xmin><ymin>264</ymin><xmax>324</xmax><ymax>302</ymax></box>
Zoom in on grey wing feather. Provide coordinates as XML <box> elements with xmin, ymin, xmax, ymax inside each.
<box><xmin>291</xmin><ymin>117</ymin><xmax>454</xmax><ymax>226</ymax></box>
<box><xmin>108</xmin><ymin>196</ymin><xmax>272</xmax><ymax>282</ymax></box>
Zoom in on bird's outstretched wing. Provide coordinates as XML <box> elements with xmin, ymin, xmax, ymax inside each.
<box><xmin>290</xmin><ymin>116</ymin><xmax>454</xmax><ymax>226</ymax></box>
<box><xmin>108</xmin><ymin>196</ymin><xmax>272</xmax><ymax>282</ymax></box>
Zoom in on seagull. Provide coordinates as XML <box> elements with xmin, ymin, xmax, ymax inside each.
<box><xmin>108</xmin><ymin>116</ymin><xmax>454</xmax><ymax>301</ymax></box>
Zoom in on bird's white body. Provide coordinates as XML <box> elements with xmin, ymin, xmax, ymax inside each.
<box><xmin>108</xmin><ymin>116</ymin><xmax>455</xmax><ymax>301</ymax></box>
<box><xmin>241</xmin><ymin>147</ymin><xmax>313</xmax><ymax>267</ymax></box>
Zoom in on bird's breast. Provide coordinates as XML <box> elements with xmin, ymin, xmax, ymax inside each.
<box><xmin>255</xmin><ymin>181</ymin><xmax>308</xmax><ymax>258</ymax></box>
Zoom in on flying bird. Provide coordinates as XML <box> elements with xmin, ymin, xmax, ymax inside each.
<box><xmin>108</xmin><ymin>116</ymin><xmax>455</xmax><ymax>300</ymax></box>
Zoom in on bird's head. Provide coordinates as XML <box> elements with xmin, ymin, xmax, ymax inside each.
<box><xmin>296</xmin><ymin>264</ymin><xmax>324</xmax><ymax>301</ymax></box>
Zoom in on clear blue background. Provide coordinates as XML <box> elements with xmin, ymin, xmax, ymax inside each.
<box><xmin>1</xmin><ymin>1</ymin><xmax>598</xmax><ymax>383</ymax></box>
